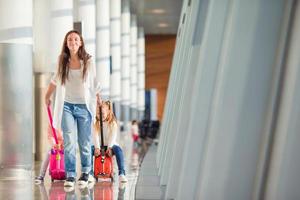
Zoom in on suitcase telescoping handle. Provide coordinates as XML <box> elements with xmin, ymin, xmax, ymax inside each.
<box><xmin>47</xmin><ymin>105</ymin><xmax>59</xmax><ymax>145</ymax></box>
<box><xmin>99</xmin><ymin>104</ymin><xmax>107</xmax><ymax>156</ymax></box>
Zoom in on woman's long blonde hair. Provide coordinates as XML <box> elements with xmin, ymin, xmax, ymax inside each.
<box><xmin>94</xmin><ymin>101</ymin><xmax>117</xmax><ymax>135</ymax></box>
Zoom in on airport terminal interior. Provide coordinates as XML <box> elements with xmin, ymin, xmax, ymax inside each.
<box><xmin>1</xmin><ymin>0</ymin><xmax>300</xmax><ymax>199</ymax></box>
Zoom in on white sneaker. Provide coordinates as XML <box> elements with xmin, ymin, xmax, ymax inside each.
<box><xmin>88</xmin><ymin>174</ymin><xmax>95</xmax><ymax>183</ymax></box>
<box><xmin>64</xmin><ymin>177</ymin><xmax>76</xmax><ymax>188</ymax></box>
<box><xmin>87</xmin><ymin>174</ymin><xmax>95</xmax><ymax>189</ymax></box>
<box><xmin>34</xmin><ymin>176</ymin><xmax>44</xmax><ymax>185</ymax></box>
<box><xmin>119</xmin><ymin>174</ymin><xmax>128</xmax><ymax>183</ymax></box>
<box><xmin>78</xmin><ymin>173</ymin><xmax>89</xmax><ymax>189</ymax></box>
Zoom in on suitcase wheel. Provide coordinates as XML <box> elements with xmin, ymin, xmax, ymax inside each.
<box><xmin>51</xmin><ymin>178</ymin><xmax>54</xmax><ymax>182</ymax></box>
<box><xmin>95</xmin><ymin>177</ymin><xmax>98</xmax><ymax>182</ymax></box>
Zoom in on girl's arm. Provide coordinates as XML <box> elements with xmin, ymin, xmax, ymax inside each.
<box><xmin>93</xmin><ymin>129</ymin><xmax>100</xmax><ymax>149</ymax></box>
<box><xmin>93</xmin><ymin>129</ymin><xmax>101</xmax><ymax>156</ymax></box>
<box><xmin>108</xmin><ymin>122</ymin><xmax>118</xmax><ymax>148</ymax></box>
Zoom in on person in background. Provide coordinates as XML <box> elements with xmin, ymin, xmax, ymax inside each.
<box><xmin>131</xmin><ymin>120</ymin><xmax>139</xmax><ymax>147</ymax></box>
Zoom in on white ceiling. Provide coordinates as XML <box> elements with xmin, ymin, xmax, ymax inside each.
<box><xmin>130</xmin><ymin>0</ymin><xmax>183</xmax><ymax>34</ymax></box>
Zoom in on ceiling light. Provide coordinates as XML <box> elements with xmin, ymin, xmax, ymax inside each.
<box><xmin>158</xmin><ymin>23</ymin><xmax>169</xmax><ymax>28</ymax></box>
<box><xmin>150</xmin><ymin>9</ymin><xmax>166</xmax><ymax>14</ymax></box>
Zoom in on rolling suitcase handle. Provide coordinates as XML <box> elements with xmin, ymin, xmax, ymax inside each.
<box><xmin>95</xmin><ymin>104</ymin><xmax>114</xmax><ymax>180</ymax></box>
<box><xmin>47</xmin><ymin>105</ymin><xmax>63</xmax><ymax>170</ymax></box>
<box><xmin>47</xmin><ymin>105</ymin><xmax>59</xmax><ymax>145</ymax></box>
<box><xmin>98</xmin><ymin>104</ymin><xmax>107</xmax><ymax>158</ymax></box>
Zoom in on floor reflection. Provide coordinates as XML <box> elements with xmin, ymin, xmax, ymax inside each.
<box><xmin>34</xmin><ymin>172</ymin><xmax>131</xmax><ymax>199</ymax></box>
<box><xmin>31</xmin><ymin>132</ymin><xmax>154</xmax><ymax>200</ymax></box>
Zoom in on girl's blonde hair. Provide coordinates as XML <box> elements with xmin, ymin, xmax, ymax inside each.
<box><xmin>94</xmin><ymin>100</ymin><xmax>117</xmax><ymax>134</ymax></box>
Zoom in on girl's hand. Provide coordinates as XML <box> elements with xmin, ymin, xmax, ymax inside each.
<box><xmin>94</xmin><ymin>148</ymin><xmax>100</xmax><ymax>157</ymax></box>
<box><xmin>106</xmin><ymin>148</ymin><xmax>113</xmax><ymax>157</ymax></box>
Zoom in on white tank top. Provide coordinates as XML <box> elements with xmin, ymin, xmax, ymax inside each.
<box><xmin>64</xmin><ymin>67</ymin><xmax>85</xmax><ymax>104</ymax></box>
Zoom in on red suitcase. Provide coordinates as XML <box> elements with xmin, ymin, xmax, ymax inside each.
<box><xmin>94</xmin><ymin>105</ymin><xmax>114</xmax><ymax>182</ymax></box>
<box><xmin>94</xmin><ymin>150</ymin><xmax>113</xmax><ymax>181</ymax></box>
<box><xmin>47</xmin><ymin>106</ymin><xmax>66</xmax><ymax>182</ymax></box>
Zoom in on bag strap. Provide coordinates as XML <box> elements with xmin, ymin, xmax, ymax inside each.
<box><xmin>47</xmin><ymin>105</ymin><xmax>58</xmax><ymax>145</ymax></box>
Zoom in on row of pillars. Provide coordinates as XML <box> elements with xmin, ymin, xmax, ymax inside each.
<box><xmin>0</xmin><ymin>0</ymin><xmax>145</xmax><ymax>180</ymax></box>
<box><xmin>157</xmin><ymin>0</ymin><xmax>300</xmax><ymax>199</ymax></box>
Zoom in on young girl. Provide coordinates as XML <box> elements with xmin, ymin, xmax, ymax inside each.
<box><xmin>34</xmin><ymin>125</ymin><xmax>63</xmax><ymax>184</ymax></box>
<box><xmin>131</xmin><ymin>120</ymin><xmax>139</xmax><ymax>147</ymax></box>
<box><xmin>44</xmin><ymin>30</ymin><xmax>101</xmax><ymax>189</ymax></box>
<box><xmin>91</xmin><ymin>100</ymin><xmax>128</xmax><ymax>182</ymax></box>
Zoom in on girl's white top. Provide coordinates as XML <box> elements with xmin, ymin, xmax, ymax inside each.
<box><xmin>51</xmin><ymin>59</ymin><xmax>101</xmax><ymax>129</ymax></box>
<box><xmin>93</xmin><ymin>121</ymin><xmax>119</xmax><ymax>148</ymax></box>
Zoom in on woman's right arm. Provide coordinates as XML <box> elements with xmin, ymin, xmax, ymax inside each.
<box><xmin>45</xmin><ymin>82</ymin><xmax>56</xmax><ymax>106</ymax></box>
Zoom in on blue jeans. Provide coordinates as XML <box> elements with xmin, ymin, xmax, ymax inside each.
<box><xmin>61</xmin><ymin>102</ymin><xmax>92</xmax><ymax>178</ymax></box>
<box><xmin>90</xmin><ymin>145</ymin><xmax>126</xmax><ymax>175</ymax></box>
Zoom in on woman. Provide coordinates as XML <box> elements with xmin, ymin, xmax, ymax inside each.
<box><xmin>45</xmin><ymin>30</ymin><xmax>101</xmax><ymax>189</ymax></box>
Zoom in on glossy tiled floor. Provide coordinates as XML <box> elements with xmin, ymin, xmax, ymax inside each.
<box><xmin>0</xmin><ymin>131</ymin><xmax>153</xmax><ymax>200</ymax></box>
<box><xmin>135</xmin><ymin>141</ymin><xmax>166</xmax><ymax>200</ymax></box>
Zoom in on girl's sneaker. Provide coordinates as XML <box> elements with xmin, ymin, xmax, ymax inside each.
<box><xmin>119</xmin><ymin>174</ymin><xmax>128</xmax><ymax>183</ymax></box>
<box><xmin>34</xmin><ymin>176</ymin><xmax>44</xmax><ymax>184</ymax></box>
<box><xmin>88</xmin><ymin>174</ymin><xmax>95</xmax><ymax>183</ymax></box>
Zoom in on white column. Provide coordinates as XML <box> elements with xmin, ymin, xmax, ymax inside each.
<box><xmin>158</xmin><ymin>0</ymin><xmax>191</xmax><ymax>185</ymax></box>
<box><xmin>33</xmin><ymin>0</ymin><xmax>51</xmax><ymax>72</ymax></box>
<box><xmin>110</xmin><ymin>0</ymin><xmax>121</xmax><ymax>120</ymax></box>
<box><xmin>96</xmin><ymin>0</ymin><xmax>110</xmax><ymax>100</ymax></box>
<box><xmin>137</xmin><ymin>27</ymin><xmax>145</xmax><ymax>120</ymax></box>
<box><xmin>78</xmin><ymin>0</ymin><xmax>96</xmax><ymax>63</ymax></box>
<box><xmin>164</xmin><ymin>0</ymin><xmax>208</xmax><ymax>198</ymax></box>
<box><xmin>156</xmin><ymin>0</ymin><xmax>189</xmax><ymax>172</ymax></box>
<box><xmin>0</xmin><ymin>0</ymin><xmax>32</xmax><ymax>44</ymax></box>
<box><xmin>50</xmin><ymin>0</ymin><xmax>73</xmax><ymax>69</ymax></box>
<box><xmin>265</xmin><ymin>1</ymin><xmax>300</xmax><ymax>199</ymax></box>
<box><xmin>174</xmin><ymin>0</ymin><xmax>230</xmax><ymax>199</ymax></box>
<box><xmin>130</xmin><ymin>14</ymin><xmax>138</xmax><ymax>120</ymax></box>
<box><xmin>196</xmin><ymin>0</ymin><xmax>285</xmax><ymax>199</ymax></box>
<box><xmin>121</xmin><ymin>0</ymin><xmax>131</xmax><ymax>127</ymax></box>
<box><xmin>0</xmin><ymin>0</ymin><xmax>33</xmax><ymax>188</ymax></box>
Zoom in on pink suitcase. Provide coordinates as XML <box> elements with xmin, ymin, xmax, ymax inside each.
<box><xmin>47</xmin><ymin>106</ymin><xmax>66</xmax><ymax>182</ymax></box>
<box><xmin>49</xmin><ymin>149</ymin><xmax>65</xmax><ymax>182</ymax></box>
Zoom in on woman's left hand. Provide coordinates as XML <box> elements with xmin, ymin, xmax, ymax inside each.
<box><xmin>96</xmin><ymin>93</ymin><xmax>102</xmax><ymax>105</ymax></box>
<box><xmin>106</xmin><ymin>148</ymin><xmax>113</xmax><ymax>157</ymax></box>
